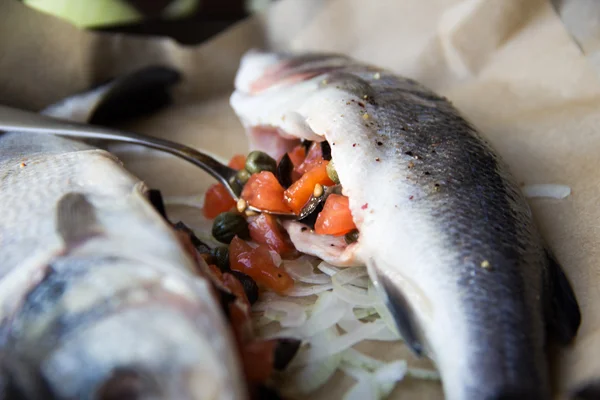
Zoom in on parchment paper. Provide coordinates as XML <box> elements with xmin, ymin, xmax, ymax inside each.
<box><xmin>1</xmin><ymin>0</ymin><xmax>600</xmax><ymax>398</ymax></box>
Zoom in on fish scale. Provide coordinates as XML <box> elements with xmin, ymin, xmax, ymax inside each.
<box><xmin>230</xmin><ymin>50</ymin><xmax>581</xmax><ymax>400</ymax></box>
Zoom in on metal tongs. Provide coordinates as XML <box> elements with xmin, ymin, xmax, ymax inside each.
<box><xmin>0</xmin><ymin>104</ymin><xmax>334</xmax><ymax>219</ymax></box>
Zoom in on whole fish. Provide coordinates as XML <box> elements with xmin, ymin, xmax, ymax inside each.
<box><xmin>230</xmin><ymin>50</ymin><xmax>582</xmax><ymax>400</ymax></box>
<box><xmin>0</xmin><ymin>71</ymin><xmax>248</xmax><ymax>400</ymax></box>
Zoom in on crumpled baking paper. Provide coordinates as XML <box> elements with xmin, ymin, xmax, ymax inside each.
<box><xmin>1</xmin><ymin>0</ymin><xmax>600</xmax><ymax>398</ymax></box>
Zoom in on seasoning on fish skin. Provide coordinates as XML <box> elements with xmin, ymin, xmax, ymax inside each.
<box><xmin>230</xmin><ymin>50</ymin><xmax>582</xmax><ymax>400</ymax></box>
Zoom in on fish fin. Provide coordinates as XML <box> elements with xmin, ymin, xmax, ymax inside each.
<box><xmin>55</xmin><ymin>192</ymin><xmax>101</xmax><ymax>247</ymax></box>
<box><xmin>368</xmin><ymin>262</ymin><xmax>424</xmax><ymax>356</ymax></box>
<box><xmin>544</xmin><ymin>249</ymin><xmax>581</xmax><ymax>345</ymax></box>
<box><xmin>89</xmin><ymin>66</ymin><xmax>181</xmax><ymax>126</ymax></box>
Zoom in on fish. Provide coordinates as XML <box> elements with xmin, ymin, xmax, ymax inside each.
<box><xmin>0</xmin><ymin>69</ymin><xmax>249</xmax><ymax>400</ymax></box>
<box><xmin>229</xmin><ymin>50</ymin><xmax>582</xmax><ymax>400</ymax></box>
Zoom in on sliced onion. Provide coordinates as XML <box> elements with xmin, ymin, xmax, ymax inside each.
<box><xmin>317</xmin><ymin>261</ymin><xmax>342</xmax><ymax>276</ymax></box>
<box><xmin>353</xmin><ymin>307</ymin><xmax>378</xmax><ymax>319</ymax></box>
<box><xmin>244</xmin><ymin>231</ymin><xmax>436</xmax><ymax>397</ymax></box>
<box><xmin>253</xmin><ymin>315</ymin><xmax>276</xmax><ymax>328</ymax></box>
<box><xmin>278</xmin><ymin>292</ymin><xmax>346</xmax><ymax>339</ymax></box>
<box><xmin>367</xmin><ymin>326</ymin><xmax>402</xmax><ymax>341</ymax></box>
<box><xmin>341</xmin><ymin>350</ymin><xmax>407</xmax><ymax>399</ymax></box>
<box><xmin>341</xmin><ymin>364</ymin><xmax>378</xmax><ymax>400</ymax></box>
<box><xmin>338</xmin><ymin>305</ymin><xmax>365</xmax><ymax>333</ymax></box>
<box><xmin>284</xmin><ymin>257</ymin><xmax>331</xmax><ymax>284</ymax></box>
<box><xmin>333</xmin><ymin>279</ymin><xmax>376</xmax><ymax>307</ymax></box>
<box><xmin>338</xmin><ymin>307</ymin><xmax>399</xmax><ymax>341</ymax></box>
<box><xmin>284</xmin><ymin>282</ymin><xmax>333</xmax><ymax>297</ymax></box>
<box><xmin>293</xmin><ymin>320</ymin><xmax>386</xmax><ymax>366</ymax></box>
<box><xmin>257</xmin><ymin>300</ymin><xmax>307</xmax><ymax>328</ymax></box>
<box><xmin>374</xmin><ymin>360</ymin><xmax>408</xmax><ymax>397</ymax></box>
<box><xmin>348</xmin><ymin>276</ymin><xmax>370</xmax><ymax>289</ymax></box>
<box><xmin>342</xmin><ymin>348</ymin><xmax>385</xmax><ymax>371</ymax></box>
<box><xmin>281</xmin><ymin>353</ymin><xmax>343</xmax><ymax>395</ymax></box>
<box><xmin>521</xmin><ymin>183</ymin><xmax>571</xmax><ymax>199</ymax></box>
<box><xmin>333</xmin><ymin>267</ymin><xmax>369</xmax><ymax>285</ymax></box>
<box><xmin>256</xmin><ymin>291</ymin><xmax>317</xmax><ymax>307</ymax></box>
<box><xmin>407</xmin><ymin>367</ymin><xmax>441</xmax><ymax>381</ymax></box>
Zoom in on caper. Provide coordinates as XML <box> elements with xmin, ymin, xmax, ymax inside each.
<box><xmin>344</xmin><ymin>229</ymin><xmax>359</xmax><ymax>244</ymax></box>
<box><xmin>326</xmin><ymin>160</ymin><xmax>340</xmax><ymax>184</ymax></box>
<box><xmin>210</xmin><ymin>246</ymin><xmax>230</xmax><ymax>272</ymax></box>
<box><xmin>245</xmin><ymin>151</ymin><xmax>277</xmax><ymax>174</ymax></box>
<box><xmin>236</xmin><ymin>169</ymin><xmax>251</xmax><ymax>185</ymax></box>
<box><xmin>212</xmin><ymin>212</ymin><xmax>250</xmax><ymax>244</ymax></box>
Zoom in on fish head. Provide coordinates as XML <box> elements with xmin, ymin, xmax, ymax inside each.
<box><xmin>2</xmin><ymin>258</ymin><xmax>247</xmax><ymax>400</ymax></box>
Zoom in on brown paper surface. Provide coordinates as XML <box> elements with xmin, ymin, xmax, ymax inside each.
<box><xmin>2</xmin><ymin>0</ymin><xmax>600</xmax><ymax>398</ymax></box>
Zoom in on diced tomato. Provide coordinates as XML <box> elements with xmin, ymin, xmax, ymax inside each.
<box><xmin>242</xmin><ymin>340</ymin><xmax>276</xmax><ymax>383</ymax></box>
<box><xmin>241</xmin><ymin>171</ymin><xmax>292</xmax><ymax>213</ymax></box>
<box><xmin>248</xmin><ymin>214</ymin><xmax>298</xmax><ymax>259</ymax></box>
<box><xmin>200</xmin><ymin>253</ymin><xmax>212</xmax><ymax>264</ymax></box>
<box><xmin>287</xmin><ymin>145</ymin><xmax>306</xmax><ymax>168</ymax></box>
<box><xmin>283</xmin><ymin>161</ymin><xmax>335</xmax><ymax>214</ymax></box>
<box><xmin>315</xmin><ymin>194</ymin><xmax>357</xmax><ymax>236</ymax></box>
<box><xmin>229</xmin><ymin>301</ymin><xmax>252</xmax><ymax>344</ymax></box>
<box><xmin>229</xmin><ymin>236</ymin><xmax>294</xmax><ymax>294</ymax></box>
<box><xmin>295</xmin><ymin>142</ymin><xmax>323</xmax><ymax>175</ymax></box>
<box><xmin>228</xmin><ymin>154</ymin><xmax>246</xmax><ymax>170</ymax></box>
<box><xmin>203</xmin><ymin>183</ymin><xmax>236</xmax><ymax>219</ymax></box>
<box><xmin>208</xmin><ymin>264</ymin><xmax>224</xmax><ymax>281</ymax></box>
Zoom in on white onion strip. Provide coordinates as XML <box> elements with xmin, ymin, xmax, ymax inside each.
<box><xmin>342</xmin><ymin>348</ymin><xmax>385</xmax><ymax>371</ymax></box>
<box><xmin>283</xmin><ymin>282</ymin><xmax>334</xmax><ymax>297</ymax></box>
<box><xmin>284</xmin><ymin>257</ymin><xmax>331</xmax><ymax>284</ymax></box>
<box><xmin>281</xmin><ymin>353</ymin><xmax>343</xmax><ymax>396</ymax></box>
<box><xmin>374</xmin><ymin>360</ymin><xmax>408</xmax><ymax>397</ymax></box>
<box><xmin>292</xmin><ymin>321</ymin><xmax>386</xmax><ymax>367</ymax></box>
<box><xmin>277</xmin><ymin>292</ymin><xmax>346</xmax><ymax>339</ymax></box>
<box><xmin>255</xmin><ymin>301</ymin><xmax>307</xmax><ymax>328</ymax></box>
<box><xmin>522</xmin><ymin>183</ymin><xmax>571</xmax><ymax>199</ymax></box>
<box><xmin>333</xmin><ymin>279</ymin><xmax>377</xmax><ymax>307</ymax></box>
<box><xmin>407</xmin><ymin>367</ymin><xmax>441</xmax><ymax>380</ymax></box>
<box><xmin>317</xmin><ymin>261</ymin><xmax>342</xmax><ymax>276</ymax></box>
<box><xmin>341</xmin><ymin>364</ymin><xmax>378</xmax><ymax>400</ymax></box>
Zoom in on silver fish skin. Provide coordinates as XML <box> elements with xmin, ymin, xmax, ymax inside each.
<box><xmin>0</xmin><ymin>81</ymin><xmax>247</xmax><ymax>399</ymax></box>
<box><xmin>230</xmin><ymin>50</ymin><xmax>581</xmax><ymax>400</ymax></box>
